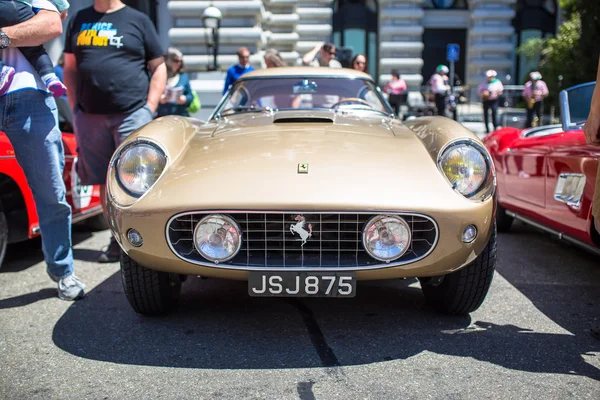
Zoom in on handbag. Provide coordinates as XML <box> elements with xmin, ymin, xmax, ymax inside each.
<box><xmin>187</xmin><ymin>91</ymin><xmax>201</xmax><ymax>114</ymax></box>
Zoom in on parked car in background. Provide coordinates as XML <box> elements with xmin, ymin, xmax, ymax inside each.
<box><xmin>483</xmin><ymin>81</ymin><xmax>600</xmax><ymax>254</ymax></box>
<box><xmin>0</xmin><ymin>99</ymin><xmax>104</xmax><ymax>267</ymax></box>
<box><xmin>106</xmin><ymin>68</ymin><xmax>497</xmax><ymax>316</ymax></box>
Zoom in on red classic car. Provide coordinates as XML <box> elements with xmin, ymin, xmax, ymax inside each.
<box><xmin>0</xmin><ymin>100</ymin><xmax>103</xmax><ymax>267</ymax></box>
<box><xmin>483</xmin><ymin>81</ymin><xmax>600</xmax><ymax>254</ymax></box>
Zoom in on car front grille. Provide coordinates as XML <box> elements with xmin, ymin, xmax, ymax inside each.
<box><xmin>167</xmin><ymin>212</ymin><xmax>437</xmax><ymax>270</ymax></box>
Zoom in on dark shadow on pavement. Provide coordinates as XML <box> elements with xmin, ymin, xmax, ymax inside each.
<box><xmin>52</xmin><ymin>271</ymin><xmax>600</xmax><ymax>380</ymax></box>
<box><xmin>1</xmin><ymin>231</ymin><xmax>93</xmax><ymax>274</ymax></box>
<box><xmin>0</xmin><ymin>288</ymin><xmax>56</xmax><ymax>309</ymax></box>
<box><xmin>496</xmin><ymin>222</ymin><xmax>600</xmax><ymax>340</ymax></box>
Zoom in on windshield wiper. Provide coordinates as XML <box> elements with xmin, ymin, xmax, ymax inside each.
<box><xmin>219</xmin><ymin>105</ymin><xmax>273</xmax><ymax>116</ymax></box>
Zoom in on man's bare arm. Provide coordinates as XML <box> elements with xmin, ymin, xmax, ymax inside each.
<box><xmin>146</xmin><ymin>57</ymin><xmax>167</xmax><ymax>113</ymax></box>
<box><xmin>63</xmin><ymin>53</ymin><xmax>78</xmax><ymax>111</ymax></box>
<box><xmin>3</xmin><ymin>10</ymin><xmax>62</xmax><ymax>47</ymax></box>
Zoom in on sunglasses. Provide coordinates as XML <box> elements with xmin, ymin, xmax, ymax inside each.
<box><xmin>354</xmin><ymin>61</ymin><xmax>365</xmax><ymax>65</ymax></box>
<box><xmin>328</xmin><ymin>52</ymin><xmax>337</xmax><ymax>56</ymax></box>
<box><xmin>172</xmin><ymin>58</ymin><xmax>182</xmax><ymax>63</ymax></box>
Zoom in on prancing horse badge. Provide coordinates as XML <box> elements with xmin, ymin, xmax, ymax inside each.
<box><xmin>298</xmin><ymin>163</ymin><xmax>308</xmax><ymax>174</ymax></box>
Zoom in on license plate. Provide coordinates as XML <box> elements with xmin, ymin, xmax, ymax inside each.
<box><xmin>248</xmin><ymin>272</ymin><xmax>356</xmax><ymax>298</ymax></box>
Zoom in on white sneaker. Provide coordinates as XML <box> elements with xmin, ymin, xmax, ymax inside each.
<box><xmin>58</xmin><ymin>274</ymin><xmax>86</xmax><ymax>301</ymax></box>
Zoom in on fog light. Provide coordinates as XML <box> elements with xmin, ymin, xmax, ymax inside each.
<box><xmin>193</xmin><ymin>214</ymin><xmax>242</xmax><ymax>263</ymax></box>
<box><xmin>462</xmin><ymin>225</ymin><xmax>477</xmax><ymax>243</ymax></box>
<box><xmin>362</xmin><ymin>215</ymin><xmax>411</xmax><ymax>262</ymax></box>
<box><xmin>127</xmin><ymin>229</ymin><xmax>143</xmax><ymax>247</ymax></box>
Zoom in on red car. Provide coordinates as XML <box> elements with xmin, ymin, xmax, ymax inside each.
<box><xmin>0</xmin><ymin>101</ymin><xmax>103</xmax><ymax>267</ymax></box>
<box><xmin>483</xmin><ymin>82</ymin><xmax>600</xmax><ymax>254</ymax></box>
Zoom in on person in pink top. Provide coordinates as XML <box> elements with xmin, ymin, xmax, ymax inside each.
<box><xmin>478</xmin><ymin>69</ymin><xmax>504</xmax><ymax>133</ymax></box>
<box><xmin>384</xmin><ymin>70</ymin><xmax>407</xmax><ymax>116</ymax></box>
<box><xmin>522</xmin><ymin>71</ymin><xmax>549</xmax><ymax>128</ymax></box>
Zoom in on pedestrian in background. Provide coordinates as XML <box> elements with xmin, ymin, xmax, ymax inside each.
<box><xmin>384</xmin><ymin>69</ymin><xmax>407</xmax><ymax>117</ymax></box>
<box><xmin>301</xmin><ymin>42</ymin><xmax>342</xmax><ymax>68</ymax></box>
<box><xmin>430</xmin><ymin>65</ymin><xmax>450</xmax><ymax>116</ymax></box>
<box><xmin>478</xmin><ymin>69</ymin><xmax>504</xmax><ymax>133</ymax></box>
<box><xmin>223</xmin><ymin>47</ymin><xmax>254</xmax><ymax>94</ymax></box>
<box><xmin>264</xmin><ymin>48</ymin><xmax>287</xmax><ymax>68</ymax></box>
<box><xmin>351</xmin><ymin>54</ymin><xmax>367</xmax><ymax>73</ymax></box>
<box><xmin>523</xmin><ymin>71</ymin><xmax>549</xmax><ymax>128</ymax></box>
<box><xmin>0</xmin><ymin>2</ymin><xmax>86</xmax><ymax>300</ymax></box>
<box><xmin>157</xmin><ymin>47</ymin><xmax>193</xmax><ymax>117</ymax></box>
<box><xmin>63</xmin><ymin>0</ymin><xmax>167</xmax><ymax>263</ymax></box>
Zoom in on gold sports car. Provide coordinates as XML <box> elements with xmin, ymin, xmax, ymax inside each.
<box><xmin>106</xmin><ymin>68</ymin><xmax>497</xmax><ymax>316</ymax></box>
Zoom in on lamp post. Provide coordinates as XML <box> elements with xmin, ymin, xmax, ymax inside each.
<box><xmin>202</xmin><ymin>6</ymin><xmax>222</xmax><ymax>71</ymax></box>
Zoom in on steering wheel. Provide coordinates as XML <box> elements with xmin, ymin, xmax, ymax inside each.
<box><xmin>331</xmin><ymin>97</ymin><xmax>373</xmax><ymax>109</ymax></box>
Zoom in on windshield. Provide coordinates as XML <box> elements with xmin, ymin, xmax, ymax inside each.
<box><xmin>565</xmin><ymin>82</ymin><xmax>595</xmax><ymax>125</ymax></box>
<box><xmin>213</xmin><ymin>77</ymin><xmax>393</xmax><ymax>118</ymax></box>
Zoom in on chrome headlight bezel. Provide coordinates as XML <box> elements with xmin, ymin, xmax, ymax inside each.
<box><xmin>114</xmin><ymin>140</ymin><xmax>167</xmax><ymax>198</ymax></box>
<box><xmin>437</xmin><ymin>139</ymin><xmax>496</xmax><ymax>201</ymax></box>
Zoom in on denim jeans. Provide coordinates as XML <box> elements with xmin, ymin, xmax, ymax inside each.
<box><xmin>0</xmin><ymin>90</ymin><xmax>73</xmax><ymax>278</ymax></box>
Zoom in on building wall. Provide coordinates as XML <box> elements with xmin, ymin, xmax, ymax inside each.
<box><xmin>165</xmin><ymin>0</ymin><xmax>515</xmax><ymax>84</ymax></box>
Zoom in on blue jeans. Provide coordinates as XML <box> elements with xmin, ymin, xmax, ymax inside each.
<box><xmin>0</xmin><ymin>90</ymin><xmax>73</xmax><ymax>278</ymax></box>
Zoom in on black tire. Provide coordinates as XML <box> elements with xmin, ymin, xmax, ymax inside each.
<box><xmin>496</xmin><ymin>203</ymin><xmax>514</xmax><ymax>232</ymax></box>
<box><xmin>421</xmin><ymin>224</ymin><xmax>497</xmax><ymax>315</ymax></box>
<box><xmin>120</xmin><ymin>251</ymin><xmax>181</xmax><ymax>315</ymax></box>
<box><xmin>0</xmin><ymin>208</ymin><xmax>7</xmax><ymax>269</ymax></box>
<box><xmin>83</xmin><ymin>213</ymin><xmax>109</xmax><ymax>231</ymax></box>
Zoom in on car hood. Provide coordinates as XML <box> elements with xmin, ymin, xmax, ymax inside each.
<box><xmin>135</xmin><ymin>111</ymin><xmax>467</xmax><ymax>212</ymax></box>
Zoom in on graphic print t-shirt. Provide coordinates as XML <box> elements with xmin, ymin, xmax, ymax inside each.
<box><xmin>64</xmin><ymin>6</ymin><xmax>164</xmax><ymax>114</ymax></box>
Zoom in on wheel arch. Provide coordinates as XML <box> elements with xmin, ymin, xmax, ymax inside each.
<box><xmin>0</xmin><ymin>172</ymin><xmax>32</xmax><ymax>243</ymax></box>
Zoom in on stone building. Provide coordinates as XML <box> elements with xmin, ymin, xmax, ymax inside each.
<box><xmin>56</xmin><ymin>0</ymin><xmax>559</xmax><ymax>109</ymax></box>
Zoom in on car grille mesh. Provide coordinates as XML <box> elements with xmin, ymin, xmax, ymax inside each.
<box><xmin>168</xmin><ymin>213</ymin><xmax>437</xmax><ymax>269</ymax></box>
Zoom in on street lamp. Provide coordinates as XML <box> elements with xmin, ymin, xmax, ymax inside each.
<box><xmin>202</xmin><ymin>6</ymin><xmax>222</xmax><ymax>71</ymax></box>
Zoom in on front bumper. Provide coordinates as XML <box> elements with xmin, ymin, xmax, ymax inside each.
<box><xmin>107</xmin><ymin>201</ymin><xmax>494</xmax><ymax>281</ymax></box>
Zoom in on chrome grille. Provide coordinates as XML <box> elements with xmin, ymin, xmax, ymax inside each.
<box><xmin>167</xmin><ymin>212</ymin><xmax>437</xmax><ymax>270</ymax></box>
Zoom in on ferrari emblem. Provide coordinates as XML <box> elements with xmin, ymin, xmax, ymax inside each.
<box><xmin>298</xmin><ymin>163</ymin><xmax>308</xmax><ymax>174</ymax></box>
<box><xmin>290</xmin><ymin>215</ymin><xmax>313</xmax><ymax>246</ymax></box>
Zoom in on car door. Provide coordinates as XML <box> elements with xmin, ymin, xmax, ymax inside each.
<box><xmin>544</xmin><ymin>128</ymin><xmax>600</xmax><ymax>243</ymax></box>
<box><xmin>502</xmin><ymin>125</ymin><xmax>564</xmax><ymax>211</ymax></box>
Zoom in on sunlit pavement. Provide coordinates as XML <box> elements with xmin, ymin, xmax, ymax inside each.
<box><xmin>0</xmin><ymin>223</ymin><xmax>598</xmax><ymax>399</ymax></box>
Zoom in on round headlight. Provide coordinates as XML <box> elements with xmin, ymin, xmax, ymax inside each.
<box><xmin>116</xmin><ymin>143</ymin><xmax>166</xmax><ymax>197</ymax></box>
<box><xmin>362</xmin><ymin>215</ymin><xmax>411</xmax><ymax>262</ymax></box>
<box><xmin>439</xmin><ymin>144</ymin><xmax>487</xmax><ymax>197</ymax></box>
<box><xmin>193</xmin><ymin>214</ymin><xmax>242</xmax><ymax>263</ymax></box>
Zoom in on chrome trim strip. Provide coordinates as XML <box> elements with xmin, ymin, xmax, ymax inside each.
<box><xmin>506</xmin><ymin>210</ymin><xmax>600</xmax><ymax>256</ymax></box>
<box><xmin>165</xmin><ymin>210</ymin><xmax>440</xmax><ymax>272</ymax></box>
<box><xmin>0</xmin><ymin>155</ymin><xmax>16</xmax><ymax>160</ymax></box>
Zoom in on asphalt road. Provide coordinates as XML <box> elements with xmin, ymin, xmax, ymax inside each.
<box><xmin>0</xmin><ymin>222</ymin><xmax>599</xmax><ymax>399</ymax></box>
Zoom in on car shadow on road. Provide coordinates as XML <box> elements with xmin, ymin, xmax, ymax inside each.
<box><xmin>51</xmin><ymin>269</ymin><xmax>600</xmax><ymax>381</ymax></box>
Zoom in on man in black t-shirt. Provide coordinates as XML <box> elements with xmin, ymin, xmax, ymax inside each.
<box><xmin>63</xmin><ymin>0</ymin><xmax>166</xmax><ymax>263</ymax></box>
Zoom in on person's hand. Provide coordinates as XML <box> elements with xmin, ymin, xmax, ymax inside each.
<box><xmin>159</xmin><ymin>94</ymin><xmax>168</xmax><ymax>104</ymax></box>
<box><xmin>584</xmin><ymin>111</ymin><xmax>600</xmax><ymax>145</ymax></box>
<box><xmin>60</xmin><ymin>10</ymin><xmax>68</xmax><ymax>20</ymax></box>
<box><xmin>176</xmin><ymin>95</ymin><xmax>187</xmax><ymax>105</ymax></box>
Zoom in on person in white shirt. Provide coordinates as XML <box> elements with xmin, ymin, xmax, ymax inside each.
<box><xmin>430</xmin><ymin>65</ymin><xmax>450</xmax><ymax>116</ymax></box>
<box><xmin>478</xmin><ymin>69</ymin><xmax>504</xmax><ymax>133</ymax></box>
<box><xmin>0</xmin><ymin>1</ymin><xmax>86</xmax><ymax>300</ymax></box>
<box><xmin>301</xmin><ymin>43</ymin><xmax>342</xmax><ymax>68</ymax></box>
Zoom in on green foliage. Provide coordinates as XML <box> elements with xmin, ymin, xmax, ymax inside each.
<box><xmin>518</xmin><ymin>12</ymin><xmax>584</xmax><ymax>108</ymax></box>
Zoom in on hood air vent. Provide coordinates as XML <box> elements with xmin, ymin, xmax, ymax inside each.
<box><xmin>273</xmin><ymin>116</ymin><xmax>334</xmax><ymax>123</ymax></box>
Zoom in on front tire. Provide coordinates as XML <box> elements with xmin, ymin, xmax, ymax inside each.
<box><xmin>120</xmin><ymin>251</ymin><xmax>181</xmax><ymax>315</ymax></box>
<box><xmin>421</xmin><ymin>224</ymin><xmax>497</xmax><ymax>315</ymax></box>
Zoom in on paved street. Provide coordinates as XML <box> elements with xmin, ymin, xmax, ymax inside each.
<box><xmin>0</xmin><ymin>222</ymin><xmax>599</xmax><ymax>399</ymax></box>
